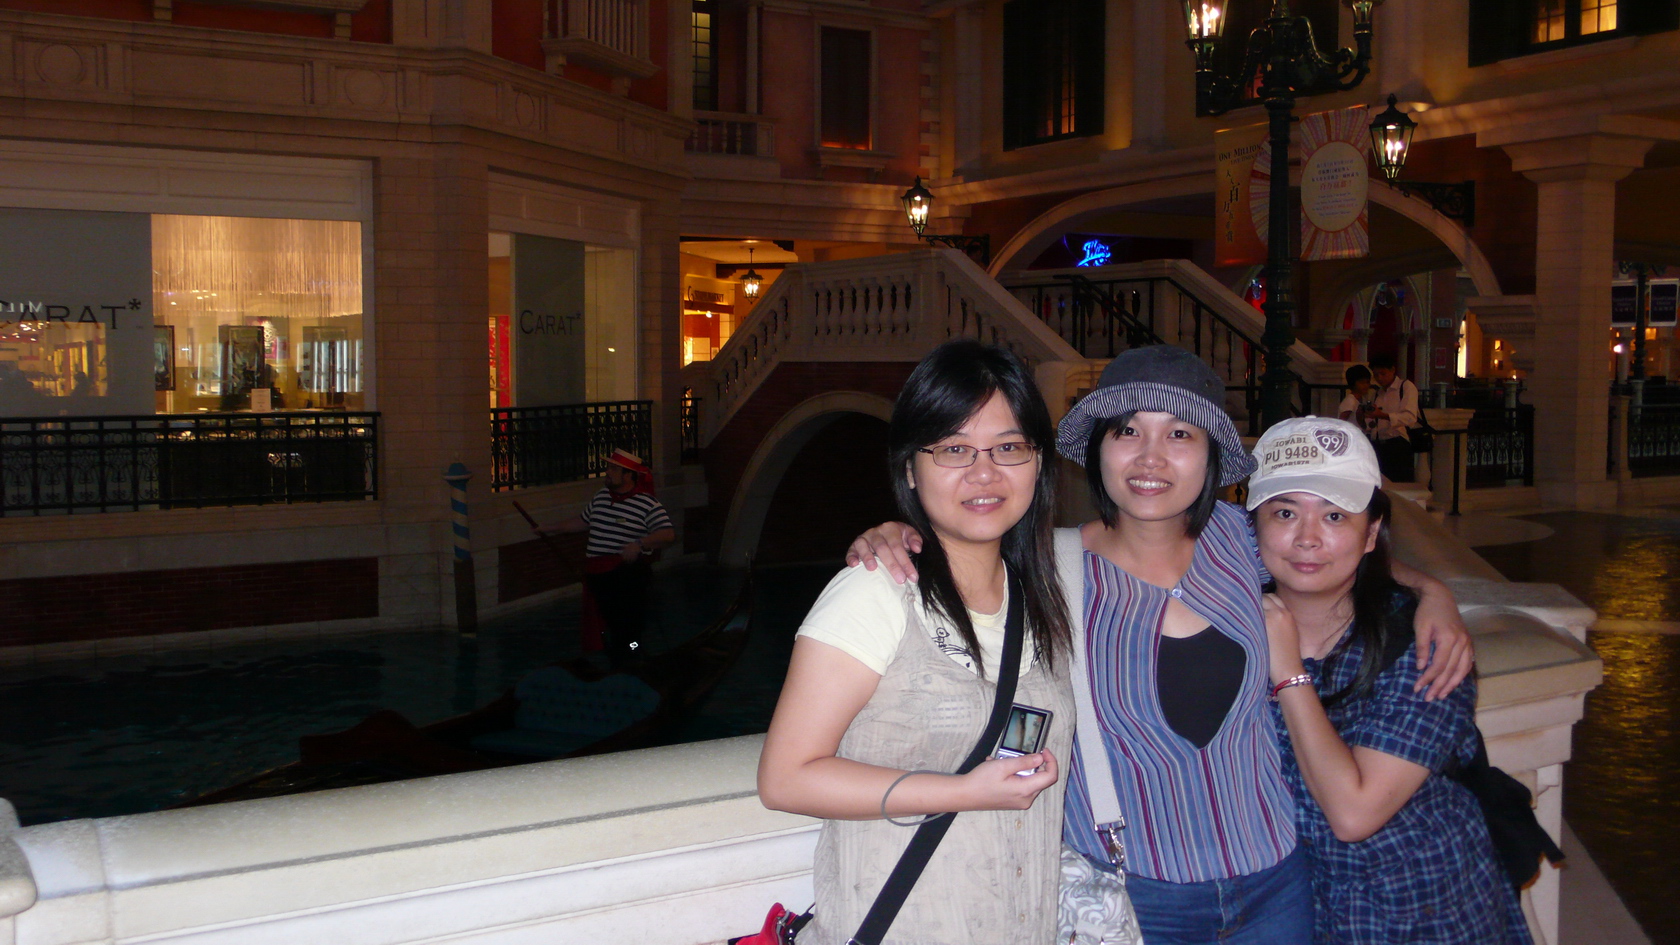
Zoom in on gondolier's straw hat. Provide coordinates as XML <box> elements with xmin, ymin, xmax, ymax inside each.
<box><xmin>607</xmin><ymin>448</ymin><xmax>650</xmax><ymax>475</ymax></box>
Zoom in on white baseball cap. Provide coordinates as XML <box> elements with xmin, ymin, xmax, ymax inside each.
<box><xmin>1245</xmin><ymin>417</ymin><xmax>1382</xmax><ymax>513</ymax></box>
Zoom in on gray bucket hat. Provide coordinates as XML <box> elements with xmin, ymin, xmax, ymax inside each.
<box><xmin>1055</xmin><ymin>345</ymin><xmax>1257</xmax><ymax>487</ymax></box>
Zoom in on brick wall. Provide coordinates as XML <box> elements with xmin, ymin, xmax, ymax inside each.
<box><xmin>0</xmin><ymin>558</ymin><xmax>379</xmax><ymax>648</ymax></box>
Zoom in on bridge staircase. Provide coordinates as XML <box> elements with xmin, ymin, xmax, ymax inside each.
<box><xmin>1001</xmin><ymin>261</ymin><xmax>1345</xmax><ymax>434</ymax></box>
<box><xmin>697</xmin><ymin>250</ymin><xmax>1342</xmax><ymax>448</ymax></box>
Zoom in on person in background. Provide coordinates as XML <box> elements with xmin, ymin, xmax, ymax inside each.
<box><xmin>1249</xmin><ymin>417</ymin><xmax>1530</xmax><ymax>944</ymax></box>
<box><xmin>536</xmin><ymin>448</ymin><xmax>674</xmax><ymax>667</ymax></box>
<box><xmin>1330</xmin><ymin>364</ymin><xmax>1370</xmax><ymax>427</ymax></box>
<box><xmin>1365</xmin><ymin>353</ymin><xmax>1419</xmax><ymax>482</ymax></box>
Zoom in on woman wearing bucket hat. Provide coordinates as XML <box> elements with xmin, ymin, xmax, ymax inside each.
<box><xmin>1249</xmin><ymin>418</ymin><xmax>1532</xmax><ymax>945</ymax></box>
<box><xmin>847</xmin><ymin>345</ymin><xmax>1474</xmax><ymax>944</ymax></box>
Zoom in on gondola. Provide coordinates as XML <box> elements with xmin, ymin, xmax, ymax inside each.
<box><xmin>178</xmin><ymin>571</ymin><xmax>755</xmax><ymax>807</ymax></box>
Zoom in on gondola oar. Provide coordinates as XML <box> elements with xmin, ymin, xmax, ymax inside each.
<box><xmin>511</xmin><ymin>500</ymin><xmax>585</xmax><ymax>569</ymax></box>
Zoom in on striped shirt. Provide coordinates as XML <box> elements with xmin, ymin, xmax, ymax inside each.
<box><xmin>579</xmin><ymin>488</ymin><xmax>673</xmax><ymax>558</ymax></box>
<box><xmin>1063</xmin><ymin>501</ymin><xmax>1297</xmax><ymax>884</ymax></box>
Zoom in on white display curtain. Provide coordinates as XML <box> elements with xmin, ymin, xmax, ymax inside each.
<box><xmin>151</xmin><ymin>215</ymin><xmax>362</xmax><ymax>319</ymax></box>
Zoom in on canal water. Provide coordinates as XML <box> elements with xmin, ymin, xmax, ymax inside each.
<box><xmin>0</xmin><ymin>561</ymin><xmax>833</xmax><ymax>825</ymax></box>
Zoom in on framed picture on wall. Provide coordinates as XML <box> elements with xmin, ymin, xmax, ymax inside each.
<box><xmin>153</xmin><ymin>325</ymin><xmax>175</xmax><ymax>392</ymax></box>
<box><xmin>219</xmin><ymin>325</ymin><xmax>265</xmax><ymax>399</ymax></box>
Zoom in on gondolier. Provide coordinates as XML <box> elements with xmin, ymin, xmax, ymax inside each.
<box><xmin>537</xmin><ymin>448</ymin><xmax>675</xmax><ymax>666</ymax></box>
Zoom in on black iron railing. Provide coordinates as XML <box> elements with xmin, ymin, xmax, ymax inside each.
<box><xmin>1010</xmin><ymin>274</ymin><xmax>1273</xmax><ymax>433</ymax></box>
<box><xmin>679</xmin><ymin>388</ymin><xmax>701</xmax><ymax>463</ymax></box>
<box><xmin>1420</xmin><ymin>387</ymin><xmax>1534</xmax><ymax>488</ymax></box>
<box><xmin>490</xmin><ymin>401</ymin><xmax>653</xmax><ymax>491</ymax></box>
<box><xmin>0</xmin><ymin>412</ymin><xmax>379</xmax><ymax>516</ymax></box>
<box><xmin>1626</xmin><ymin>403</ymin><xmax>1680</xmax><ymax>478</ymax></box>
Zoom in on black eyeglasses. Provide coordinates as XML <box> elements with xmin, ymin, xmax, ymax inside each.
<box><xmin>917</xmin><ymin>442</ymin><xmax>1038</xmax><ymax>468</ymax></box>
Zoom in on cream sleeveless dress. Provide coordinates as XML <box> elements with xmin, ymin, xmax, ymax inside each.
<box><xmin>801</xmin><ymin>580</ymin><xmax>1075</xmax><ymax>945</ymax></box>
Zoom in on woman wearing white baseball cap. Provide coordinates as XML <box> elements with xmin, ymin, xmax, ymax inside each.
<box><xmin>1250</xmin><ymin>418</ymin><xmax>1531</xmax><ymax>944</ymax></box>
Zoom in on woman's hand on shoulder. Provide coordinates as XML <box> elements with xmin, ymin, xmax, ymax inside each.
<box><xmin>1406</xmin><ymin>580</ymin><xmax>1475</xmax><ymax>702</ymax></box>
<box><xmin>957</xmin><ymin>751</ymin><xmax>1060</xmax><ymax>811</ymax></box>
<box><xmin>1262</xmin><ymin>594</ymin><xmax>1308</xmax><ymax>686</ymax></box>
<box><xmin>845</xmin><ymin>521</ymin><xmax>924</xmax><ymax>584</ymax></box>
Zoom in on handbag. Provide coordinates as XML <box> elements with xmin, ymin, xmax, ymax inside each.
<box><xmin>1053</xmin><ymin>529</ymin><xmax>1143</xmax><ymax>945</ymax></box>
<box><xmin>1443</xmin><ymin>729</ymin><xmax>1566</xmax><ymax>892</ymax></box>
<box><xmin>734</xmin><ymin>568</ymin><xmax>1029</xmax><ymax>945</ymax></box>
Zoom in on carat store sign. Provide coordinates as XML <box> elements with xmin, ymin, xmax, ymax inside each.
<box><xmin>0</xmin><ymin>207</ymin><xmax>154</xmax><ymax>417</ymax></box>
<box><xmin>1299</xmin><ymin>105</ymin><xmax>1370</xmax><ymax>262</ymax></box>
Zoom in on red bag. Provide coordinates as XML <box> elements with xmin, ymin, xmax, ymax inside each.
<box><xmin>729</xmin><ymin>903</ymin><xmax>811</xmax><ymax>945</ymax></box>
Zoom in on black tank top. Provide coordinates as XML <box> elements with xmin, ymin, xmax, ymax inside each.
<box><xmin>1156</xmin><ymin>626</ymin><xmax>1247</xmax><ymax>750</ymax></box>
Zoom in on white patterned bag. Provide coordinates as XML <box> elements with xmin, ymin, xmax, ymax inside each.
<box><xmin>1054</xmin><ymin>528</ymin><xmax>1144</xmax><ymax>945</ymax></box>
<box><xmin>1057</xmin><ymin>843</ymin><xmax>1143</xmax><ymax>945</ymax></box>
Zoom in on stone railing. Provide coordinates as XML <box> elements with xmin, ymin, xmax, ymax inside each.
<box><xmin>702</xmin><ymin>248</ymin><xmax>1079</xmax><ymax>444</ymax></box>
<box><xmin>0</xmin><ymin>510</ymin><xmax>1600</xmax><ymax>945</ymax></box>
<box><xmin>541</xmin><ymin>0</ymin><xmax>660</xmax><ymax>91</ymax></box>
<box><xmin>687</xmin><ymin>111</ymin><xmax>777</xmax><ymax>157</ymax></box>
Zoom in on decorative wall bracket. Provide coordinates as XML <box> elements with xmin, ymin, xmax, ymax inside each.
<box><xmin>1390</xmin><ymin>179</ymin><xmax>1476</xmax><ymax>228</ymax></box>
<box><xmin>920</xmin><ymin>233</ymin><xmax>990</xmax><ymax>265</ymax></box>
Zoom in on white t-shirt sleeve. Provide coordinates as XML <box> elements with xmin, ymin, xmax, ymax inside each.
<box><xmin>795</xmin><ymin>565</ymin><xmax>910</xmax><ymax>675</ymax></box>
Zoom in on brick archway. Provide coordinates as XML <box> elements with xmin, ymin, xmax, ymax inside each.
<box><xmin>718</xmin><ymin>389</ymin><xmax>897</xmax><ymax>566</ymax></box>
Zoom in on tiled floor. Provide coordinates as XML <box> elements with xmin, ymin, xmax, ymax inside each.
<box><xmin>1455</xmin><ymin>505</ymin><xmax>1680</xmax><ymax>945</ymax></box>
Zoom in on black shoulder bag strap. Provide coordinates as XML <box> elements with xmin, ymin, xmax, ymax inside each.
<box><xmin>845</xmin><ymin>567</ymin><xmax>1028</xmax><ymax>945</ymax></box>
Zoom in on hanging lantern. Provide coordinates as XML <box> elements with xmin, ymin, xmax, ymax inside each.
<box><xmin>901</xmin><ymin>177</ymin><xmax>934</xmax><ymax>236</ymax></box>
<box><xmin>741</xmin><ymin>245</ymin><xmax>762</xmax><ymax>299</ymax></box>
<box><xmin>1342</xmin><ymin>0</ymin><xmax>1381</xmax><ymax>30</ymax></box>
<box><xmin>1368</xmin><ymin>94</ymin><xmax>1416</xmax><ymax>183</ymax></box>
<box><xmin>1180</xmin><ymin>0</ymin><xmax>1226</xmax><ymax>43</ymax></box>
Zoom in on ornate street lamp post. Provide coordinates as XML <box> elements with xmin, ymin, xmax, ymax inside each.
<box><xmin>899</xmin><ymin>177</ymin><xmax>990</xmax><ymax>264</ymax></box>
<box><xmin>1184</xmin><ymin>0</ymin><xmax>1379</xmax><ymax>428</ymax></box>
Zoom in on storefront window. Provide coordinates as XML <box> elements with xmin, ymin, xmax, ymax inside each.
<box><xmin>152</xmin><ymin>215</ymin><xmax>365</xmax><ymax>412</ymax></box>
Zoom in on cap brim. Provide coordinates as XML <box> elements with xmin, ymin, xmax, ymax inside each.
<box><xmin>1245</xmin><ymin>474</ymin><xmax>1376</xmax><ymax>513</ymax></box>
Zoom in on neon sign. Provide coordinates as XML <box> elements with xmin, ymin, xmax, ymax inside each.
<box><xmin>1076</xmin><ymin>239</ymin><xmax>1112</xmax><ymax>267</ymax></box>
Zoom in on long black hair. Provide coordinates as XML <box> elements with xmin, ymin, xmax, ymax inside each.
<box><xmin>1318</xmin><ymin>489</ymin><xmax>1418</xmax><ymax>708</ymax></box>
<box><xmin>887</xmin><ymin>340</ymin><xmax>1070</xmax><ymax>675</ymax></box>
<box><xmin>1083</xmin><ymin>411</ymin><xmax>1223</xmax><ymax>538</ymax></box>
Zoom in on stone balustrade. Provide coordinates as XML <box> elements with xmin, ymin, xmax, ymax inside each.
<box><xmin>702</xmin><ymin>248</ymin><xmax>1078</xmax><ymax>444</ymax></box>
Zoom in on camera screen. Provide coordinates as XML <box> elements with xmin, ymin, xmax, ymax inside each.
<box><xmin>1000</xmin><ymin>706</ymin><xmax>1047</xmax><ymax>754</ymax></box>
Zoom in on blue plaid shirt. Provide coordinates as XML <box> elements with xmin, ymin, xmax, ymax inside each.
<box><xmin>1272</xmin><ymin>616</ymin><xmax>1533</xmax><ymax>945</ymax></box>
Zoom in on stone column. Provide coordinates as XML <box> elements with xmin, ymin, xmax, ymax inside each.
<box><xmin>1488</xmin><ymin>118</ymin><xmax>1678</xmax><ymax>507</ymax></box>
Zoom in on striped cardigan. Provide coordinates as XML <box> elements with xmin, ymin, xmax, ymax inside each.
<box><xmin>1062</xmin><ymin>502</ymin><xmax>1297</xmax><ymax>884</ymax></box>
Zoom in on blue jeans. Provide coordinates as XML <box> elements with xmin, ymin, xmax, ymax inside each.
<box><xmin>1124</xmin><ymin>845</ymin><xmax>1313</xmax><ymax>945</ymax></box>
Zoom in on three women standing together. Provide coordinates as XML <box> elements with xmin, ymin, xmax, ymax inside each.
<box><xmin>757</xmin><ymin>340</ymin><xmax>1528</xmax><ymax>945</ymax></box>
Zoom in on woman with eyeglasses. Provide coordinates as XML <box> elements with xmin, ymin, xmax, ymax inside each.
<box><xmin>847</xmin><ymin>345</ymin><xmax>1475</xmax><ymax>944</ymax></box>
<box><xmin>757</xmin><ymin>340</ymin><xmax>1076</xmax><ymax>944</ymax></box>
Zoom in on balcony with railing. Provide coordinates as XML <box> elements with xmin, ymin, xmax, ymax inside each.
<box><xmin>685</xmin><ymin>111</ymin><xmax>780</xmax><ymax>179</ymax></box>
<box><xmin>0</xmin><ymin>412</ymin><xmax>379</xmax><ymax>516</ymax></box>
<box><xmin>541</xmin><ymin>0</ymin><xmax>658</xmax><ymax>92</ymax></box>
<box><xmin>490</xmin><ymin>401</ymin><xmax>653</xmax><ymax>491</ymax></box>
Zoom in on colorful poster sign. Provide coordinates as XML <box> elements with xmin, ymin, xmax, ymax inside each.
<box><xmin>1214</xmin><ymin>122</ymin><xmax>1269</xmax><ymax>267</ymax></box>
<box><xmin>1299</xmin><ymin>105</ymin><xmax>1370</xmax><ymax>261</ymax></box>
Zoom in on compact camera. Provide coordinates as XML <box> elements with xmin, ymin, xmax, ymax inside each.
<box><xmin>994</xmin><ymin>703</ymin><xmax>1053</xmax><ymax>776</ymax></box>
